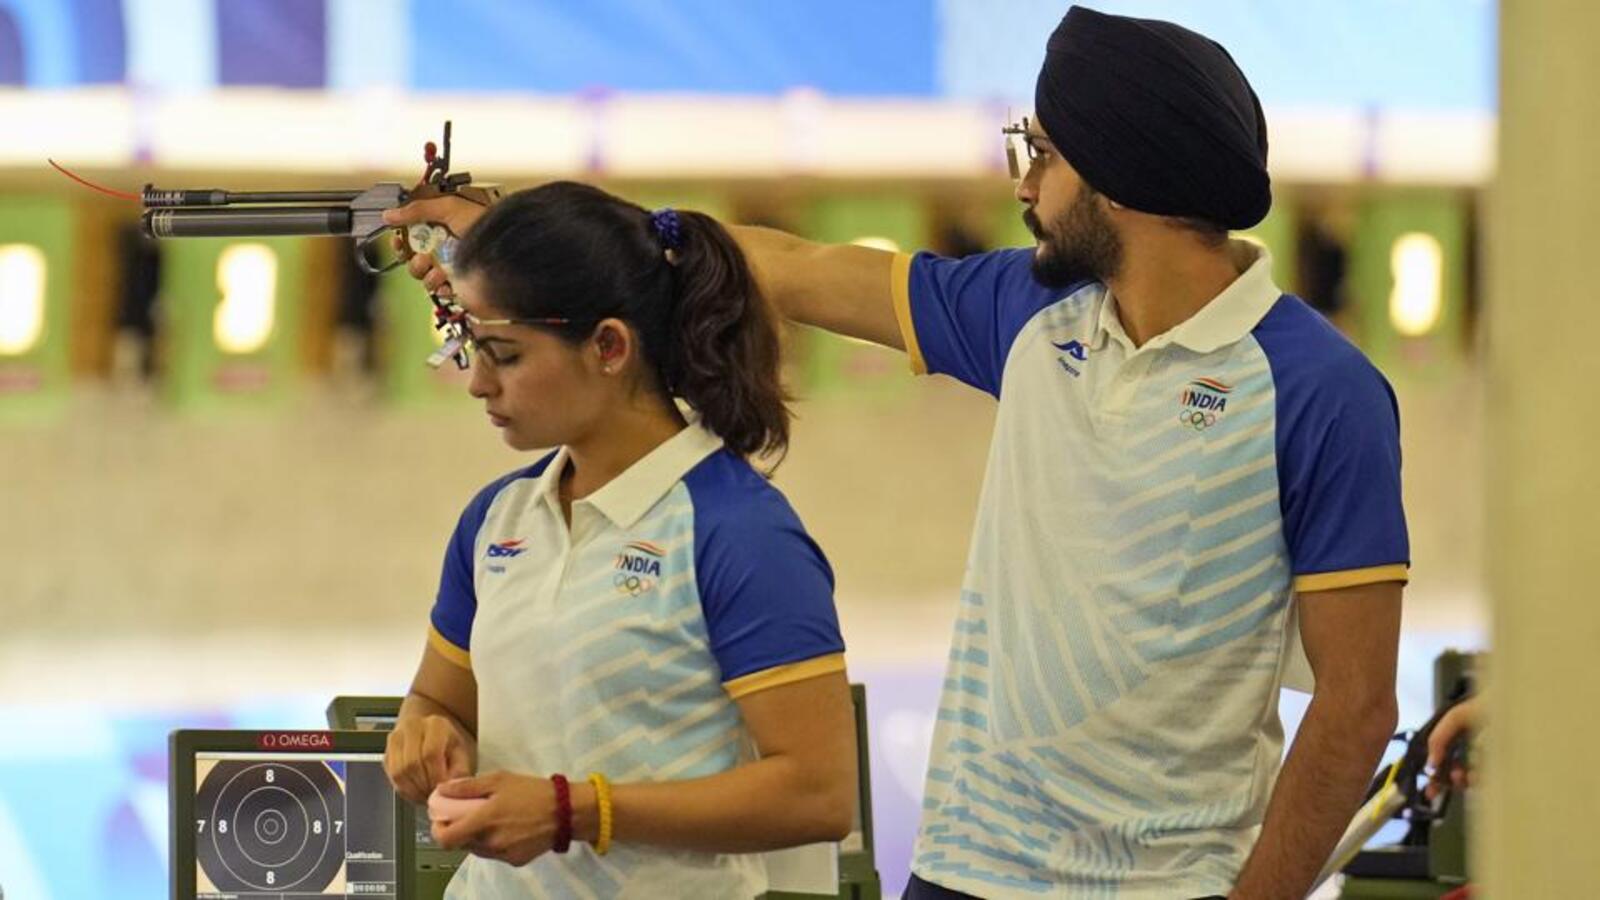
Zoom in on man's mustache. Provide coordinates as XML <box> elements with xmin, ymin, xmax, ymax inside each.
<box><xmin>1022</xmin><ymin>207</ymin><xmax>1047</xmax><ymax>241</ymax></box>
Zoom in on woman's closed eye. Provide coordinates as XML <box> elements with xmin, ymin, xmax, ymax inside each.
<box><xmin>474</xmin><ymin>338</ymin><xmax>520</xmax><ymax>367</ymax></box>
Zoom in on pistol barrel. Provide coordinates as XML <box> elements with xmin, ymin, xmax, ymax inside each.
<box><xmin>142</xmin><ymin>206</ymin><xmax>355</xmax><ymax>238</ymax></box>
<box><xmin>141</xmin><ymin>188</ymin><xmax>365</xmax><ymax>207</ymax></box>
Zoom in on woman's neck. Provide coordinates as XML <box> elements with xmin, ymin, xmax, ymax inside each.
<box><xmin>563</xmin><ymin>397</ymin><xmax>689</xmax><ymax>504</ymax></box>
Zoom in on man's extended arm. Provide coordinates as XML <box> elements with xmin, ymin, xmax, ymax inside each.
<box><xmin>382</xmin><ymin>197</ymin><xmax>908</xmax><ymax>349</ymax></box>
<box><xmin>727</xmin><ymin>225</ymin><xmax>903</xmax><ymax>347</ymax></box>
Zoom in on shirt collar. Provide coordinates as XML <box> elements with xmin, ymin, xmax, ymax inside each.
<box><xmin>1090</xmin><ymin>240</ymin><xmax>1282</xmax><ymax>354</ymax></box>
<box><xmin>1090</xmin><ymin>286</ymin><xmax>1127</xmax><ymax>352</ymax></box>
<box><xmin>533</xmin><ymin>421</ymin><xmax>725</xmax><ymax>530</ymax></box>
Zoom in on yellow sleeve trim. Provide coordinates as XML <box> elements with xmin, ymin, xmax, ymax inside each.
<box><xmin>889</xmin><ymin>252</ymin><xmax>926</xmax><ymax>375</ymax></box>
<box><xmin>1294</xmin><ymin>564</ymin><xmax>1410</xmax><ymax>593</ymax></box>
<box><xmin>724</xmin><ymin>653</ymin><xmax>846</xmax><ymax>700</ymax></box>
<box><xmin>428</xmin><ymin>624</ymin><xmax>472</xmax><ymax>669</ymax></box>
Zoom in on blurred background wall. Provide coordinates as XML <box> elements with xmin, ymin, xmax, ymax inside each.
<box><xmin>1482</xmin><ymin>1</ymin><xmax>1599</xmax><ymax>896</ymax></box>
<box><xmin>0</xmin><ymin>1</ymin><xmax>1497</xmax><ymax>897</ymax></box>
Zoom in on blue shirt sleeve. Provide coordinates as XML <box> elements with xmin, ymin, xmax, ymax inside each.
<box><xmin>684</xmin><ymin>452</ymin><xmax>845</xmax><ymax>684</ymax></box>
<box><xmin>1256</xmin><ymin>298</ymin><xmax>1410</xmax><ymax>586</ymax></box>
<box><xmin>903</xmin><ymin>248</ymin><xmax>1080</xmax><ymax>396</ymax></box>
<box><xmin>430</xmin><ymin>499</ymin><xmax>483</xmax><ymax>655</ymax></box>
<box><xmin>430</xmin><ymin>456</ymin><xmax>554</xmax><ymax>654</ymax></box>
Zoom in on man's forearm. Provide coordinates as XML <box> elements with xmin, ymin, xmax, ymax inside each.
<box><xmin>728</xmin><ymin>223</ymin><xmax>903</xmax><ymax>346</ymax></box>
<box><xmin>1231</xmin><ymin>693</ymin><xmax>1396</xmax><ymax>899</ymax></box>
<box><xmin>729</xmin><ymin>224</ymin><xmax>813</xmax><ymax>320</ymax></box>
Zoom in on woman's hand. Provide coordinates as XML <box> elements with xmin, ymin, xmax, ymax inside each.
<box><xmin>383</xmin><ymin>196</ymin><xmax>491</xmax><ymax>298</ymax></box>
<box><xmin>431</xmin><ymin>771</ymin><xmax>572</xmax><ymax>866</ymax></box>
<box><xmin>384</xmin><ymin>713</ymin><xmax>477</xmax><ymax>805</ymax></box>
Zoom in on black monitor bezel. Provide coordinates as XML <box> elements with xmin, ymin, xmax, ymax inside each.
<box><xmin>324</xmin><ymin>695</ymin><xmax>403</xmax><ymax>731</ymax></box>
<box><xmin>169</xmin><ymin>729</ymin><xmax>413</xmax><ymax>900</ymax></box>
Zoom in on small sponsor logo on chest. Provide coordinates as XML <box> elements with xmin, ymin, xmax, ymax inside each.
<box><xmin>614</xmin><ymin>541</ymin><xmax>665</xmax><ymax>596</ymax></box>
<box><xmin>1178</xmin><ymin>378</ymin><xmax>1233</xmax><ymax>431</ymax></box>
<box><xmin>1052</xmin><ymin>339</ymin><xmax>1089</xmax><ymax>377</ymax></box>
<box><xmin>485</xmin><ymin>539</ymin><xmax>526</xmax><ymax>574</ymax></box>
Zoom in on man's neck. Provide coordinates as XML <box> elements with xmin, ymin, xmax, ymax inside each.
<box><xmin>1105</xmin><ymin>241</ymin><xmax>1250</xmax><ymax>348</ymax></box>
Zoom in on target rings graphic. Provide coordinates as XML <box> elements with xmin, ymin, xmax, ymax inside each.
<box><xmin>195</xmin><ymin>760</ymin><xmax>344</xmax><ymax>892</ymax></box>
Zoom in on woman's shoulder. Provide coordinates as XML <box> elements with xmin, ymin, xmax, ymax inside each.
<box><xmin>680</xmin><ymin>450</ymin><xmax>836</xmax><ymax>604</ymax></box>
<box><xmin>457</xmin><ymin>451</ymin><xmax>560</xmax><ymax>519</ymax></box>
<box><xmin>680</xmin><ymin>449</ymin><xmax>806</xmax><ymax>536</ymax></box>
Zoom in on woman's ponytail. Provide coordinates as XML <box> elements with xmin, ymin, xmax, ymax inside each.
<box><xmin>661</xmin><ymin>210</ymin><xmax>790</xmax><ymax>462</ymax></box>
<box><xmin>453</xmin><ymin>183</ymin><xmax>792</xmax><ymax>462</ymax></box>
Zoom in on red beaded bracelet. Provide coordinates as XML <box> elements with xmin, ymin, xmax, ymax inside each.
<box><xmin>551</xmin><ymin>774</ymin><xmax>573</xmax><ymax>854</ymax></box>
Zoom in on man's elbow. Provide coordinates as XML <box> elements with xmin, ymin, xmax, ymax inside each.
<box><xmin>798</xmin><ymin>767</ymin><xmax>858</xmax><ymax>843</ymax></box>
<box><xmin>820</xmin><ymin>774</ymin><xmax>859</xmax><ymax>842</ymax></box>
<box><xmin>1333</xmin><ymin>690</ymin><xmax>1399</xmax><ymax>753</ymax></box>
<box><xmin>813</xmin><ymin>805</ymin><xmax>855</xmax><ymax>843</ymax></box>
<box><xmin>1365</xmin><ymin>697</ymin><xmax>1400</xmax><ymax>750</ymax></box>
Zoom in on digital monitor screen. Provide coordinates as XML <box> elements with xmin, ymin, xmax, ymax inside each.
<box><xmin>190</xmin><ymin>750</ymin><xmax>398</xmax><ymax>898</ymax></box>
<box><xmin>351</xmin><ymin>714</ymin><xmax>398</xmax><ymax>732</ymax></box>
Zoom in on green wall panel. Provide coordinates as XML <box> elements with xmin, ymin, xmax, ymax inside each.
<box><xmin>160</xmin><ymin>237</ymin><xmax>308</xmax><ymax>410</ymax></box>
<box><xmin>1350</xmin><ymin>191</ymin><xmax>1468</xmax><ymax>375</ymax></box>
<box><xmin>0</xmin><ymin>196</ymin><xmax>75</xmax><ymax>419</ymax></box>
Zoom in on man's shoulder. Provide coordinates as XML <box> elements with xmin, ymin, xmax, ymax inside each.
<box><xmin>1252</xmin><ymin>295</ymin><xmax>1394</xmax><ymax>409</ymax></box>
<box><xmin>913</xmin><ymin>248</ymin><xmax>1096</xmax><ymax>306</ymax></box>
<box><xmin>1026</xmin><ymin>277</ymin><xmax>1102</xmax><ymax>324</ymax></box>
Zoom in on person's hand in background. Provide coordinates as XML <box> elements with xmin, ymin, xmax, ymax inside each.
<box><xmin>1425</xmin><ymin>696</ymin><xmax>1480</xmax><ymax>800</ymax></box>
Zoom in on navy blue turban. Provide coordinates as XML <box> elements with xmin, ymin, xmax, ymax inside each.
<box><xmin>1034</xmin><ymin>5</ymin><xmax>1271</xmax><ymax>230</ymax></box>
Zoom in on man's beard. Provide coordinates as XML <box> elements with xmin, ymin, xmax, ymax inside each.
<box><xmin>1025</xmin><ymin>184</ymin><xmax>1123</xmax><ymax>288</ymax></box>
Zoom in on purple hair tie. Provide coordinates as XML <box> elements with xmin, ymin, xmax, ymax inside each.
<box><xmin>650</xmin><ymin>208</ymin><xmax>684</xmax><ymax>253</ymax></box>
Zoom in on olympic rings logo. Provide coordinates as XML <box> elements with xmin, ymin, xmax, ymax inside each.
<box><xmin>614</xmin><ymin>572</ymin><xmax>655</xmax><ymax>596</ymax></box>
<box><xmin>1178</xmin><ymin>409</ymin><xmax>1218</xmax><ymax>431</ymax></box>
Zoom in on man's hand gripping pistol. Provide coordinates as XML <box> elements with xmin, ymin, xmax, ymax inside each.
<box><xmin>137</xmin><ymin>121</ymin><xmax>498</xmax><ymax>369</ymax></box>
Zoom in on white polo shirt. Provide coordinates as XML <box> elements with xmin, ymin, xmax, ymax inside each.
<box><xmin>427</xmin><ymin>423</ymin><xmax>847</xmax><ymax>899</ymax></box>
<box><xmin>891</xmin><ymin>243</ymin><xmax>1408</xmax><ymax>898</ymax></box>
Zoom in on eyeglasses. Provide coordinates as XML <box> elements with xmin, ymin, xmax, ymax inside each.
<box><xmin>426</xmin><ymin>295</ymin><xmax>576</xmax><ymax>369</ymax></box>
<box><xmin>1001</xmin><ymin>115</ymin><xmax>1048</xmax><ymax>185</ymax></box>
